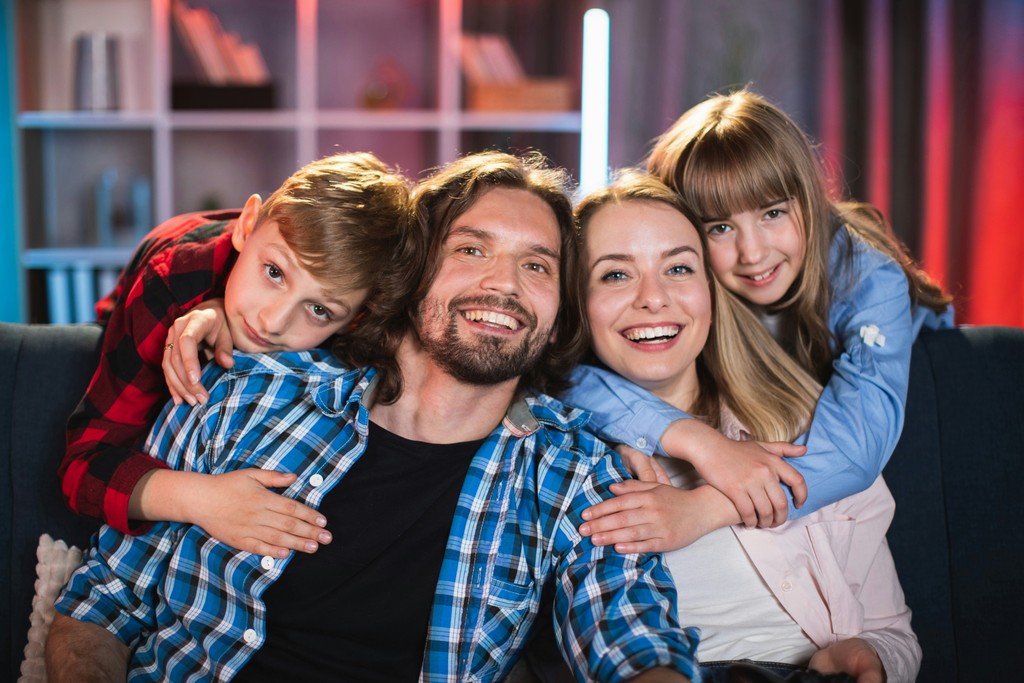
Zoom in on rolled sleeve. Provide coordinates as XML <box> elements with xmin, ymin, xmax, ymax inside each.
<box><xmin>54</xmin><ymin>523</ymin><xmax>175</xmax><ymax>648</ymax></box>
<box><xmin>553</xmin><ymin>450</ymin><xmax>700</xmax><ymax>681</ymax></box>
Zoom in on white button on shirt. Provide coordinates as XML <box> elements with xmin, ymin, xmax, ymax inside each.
<box><xmin>635</xmin><ymin>436</ymin><xmax>648</xmax><ymax>450</ymax></box>
<box><xmin>243</xmin><ymin>628</ymin><xmax>258</xmax><ymax>644</ymax></box>
<box><xmin>260</xmin><ymin>556</ymin><xmax>275</xmax><ymax>570</ymax></box>
<box><xmin>309</xmin><ymin>473</ymin><xmax>324</xmax><ymax>487</ymax></box>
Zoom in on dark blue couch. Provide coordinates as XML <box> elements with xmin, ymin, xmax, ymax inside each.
<box><xmin>1</xmin><ymin>322</ymin><xmax>1022</xmax><ymax>681</ymax></box>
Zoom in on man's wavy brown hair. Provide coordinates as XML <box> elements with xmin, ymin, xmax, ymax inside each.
<box><xmin>335</xmin><ymin>150</ymin><xmax>587</xmax><ymax>403</ymax></box>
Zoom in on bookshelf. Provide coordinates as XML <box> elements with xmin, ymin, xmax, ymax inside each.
<box><xmin>11</xmin><ymin>0</ymin><xmax>586</xmax><ymax>323</ymax></box>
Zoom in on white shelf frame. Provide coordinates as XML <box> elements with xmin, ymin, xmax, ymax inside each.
<box><xmin>15</xmin><ymin>0</ymin><xmax>583</xmax><ymax>323</ymax></box>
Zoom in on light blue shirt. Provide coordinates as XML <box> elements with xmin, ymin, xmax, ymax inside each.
<box><xmin>566</xmin><ymin>227</ymin><xmax>954</xmax><ymax>518</ymax></box>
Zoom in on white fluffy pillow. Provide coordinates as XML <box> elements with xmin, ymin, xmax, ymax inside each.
<box><xmin>18</xmin><ymin>534</ymin><xmax>83</xmax><ymax>683</ymax></box>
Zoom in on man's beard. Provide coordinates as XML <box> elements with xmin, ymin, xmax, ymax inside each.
<box><xmin>416</xmin><ymin>295</ymin><xmax>552</xmax><ymax>386</ymax></box>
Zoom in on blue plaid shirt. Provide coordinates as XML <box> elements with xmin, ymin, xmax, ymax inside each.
<box><xmin>56</xmin><ymin>349</ymin><xmax>699</xmax><ymax>682</ymax></box>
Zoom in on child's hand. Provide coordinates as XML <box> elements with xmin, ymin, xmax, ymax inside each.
<box><xmin>579</xmin><ymin>480</ymin><xmax>714</xmax><ymax>553</ymax></box>
<box><xmin>615</xmin><ymin>444</ymin><xmax>671</xmax><ymax>484</ymax></box>
<box><xmin>808</xmin><ymin>638</ymin><xmax>885</xmax><ymax>683</ymax></box>
<box><xmin>663</xmin><ymin>419</ymin><xmax>807</xmax><ymax>529</ymax></box>
<box><xmin>186</xmin><ymin>469</ymin><xmax>331</xmax><ymax>558</ymax></box>
<box><xmin>163</xmin><ymin>298</ymin><xmax>234</xmax><ymax>406</ymax></box>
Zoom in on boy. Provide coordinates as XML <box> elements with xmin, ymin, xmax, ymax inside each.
<box><xmin>59</xmin><ymin>152</ymin><xmax>413</xmax><ymax>558</ymax></box>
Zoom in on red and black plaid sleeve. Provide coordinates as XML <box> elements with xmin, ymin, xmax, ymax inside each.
<box><xmin>61</xmin><ymin>210</ymin><xmax>240</xmax><ymax>533</ymax></box>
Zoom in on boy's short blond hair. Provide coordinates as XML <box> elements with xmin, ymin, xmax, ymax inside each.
<box><xmin>257</xmin><ymin>152</ymin><xmax>411</xmax><ymax>297</ymax></box>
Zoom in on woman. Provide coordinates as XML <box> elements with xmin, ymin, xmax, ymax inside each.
<box><xmin>568</xmin><ymin>89</ymin><xmax>953</xmax><ymax>536</ymax></box>
<box><xmin>573</xmin><ymin>170</ymin><xmax>920</xmax><ymax>683</ymax></box>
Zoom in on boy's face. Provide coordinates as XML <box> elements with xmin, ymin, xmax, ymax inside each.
<box><xmin>225</xmin><ymin>219</ymin><xmax>368</xmax><ymax>353</ymax></box>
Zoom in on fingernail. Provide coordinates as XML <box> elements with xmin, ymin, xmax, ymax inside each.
<box><xmin>277</xmin><ymin>548</ymin><xmax>289</xmax><ymax>558</ymax></box>
<box><xmin>315</xmin><ymin>516</ymin><xmax>327</xmax><ymax>527</ymax></box>
<box><xmin>318</xmin><ymin>531</ymin><xmax>332</xmax><ymax>544</ymax></box>
<box><xmin>189</xmin><ymin>372</ymin><xmax>199</xmax><ymax>383</ymax></box>
<box><xmin>579</xmin><ymin>524</ymin><xmax>590</xmax><ymax>535</ymax></box>
<box><xmin>198</xmin><ymin>393</ymin><xmax>208</xmax><ymax>404</ymax></box>
<box><xmin>304</xmin><ymin>542</ymin><xmax>318</xmax><ymax>553</ymax></box>
<box><xmin>581</xmin><ymin>510</ymin><xmax>591</xmax><ymax>520</ymax></box>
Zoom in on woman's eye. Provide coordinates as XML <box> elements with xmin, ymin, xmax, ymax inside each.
<box><xmin>765</xmin><ymin>208</ymin><xmax>784</xmax><ymax>219</ymax></box>
<box><xmin>600</xmin><ymin>270</ymin><xmax>627</xmax><ymax>282</ymax></box>
<box><xmin>668</xmin><ymin>265</ymin><xmax>694</xmax><ymax>276</ymax></box>
<box><xmin>706</xmin><ymin>223</ymin><xmax>731</xmax><ymax>236</ymax></box>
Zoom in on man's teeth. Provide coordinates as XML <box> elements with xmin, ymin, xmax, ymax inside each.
<box><xmin>464</xmin><ymin>310</ymin><xmax>520</xmax><ymax>330</ymax></box>
<box><xmin>625</xmin><ymin>326</ymin><xmax>679</xmax><ymax>342</ymax></box>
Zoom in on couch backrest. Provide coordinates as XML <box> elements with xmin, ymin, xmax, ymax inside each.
<box><xmin>885</xmin><ymin>325</ymin><xmax>1024</xmax><ymax>682</ymax></box>
<box><xmin>2</xmin><ymin>323</ymin><xmax>1022</xmax><ymax>682</ymax></box>
<box><xmin>0</xmin><ymin>323</ymin><xmax>104</xmax><ymax>681</ymax></box>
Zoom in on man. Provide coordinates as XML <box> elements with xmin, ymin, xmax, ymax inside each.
<box><xmin>47</xmin><ymin>151</ymin><xmax>698</xmax><ymax>682</ymax></box>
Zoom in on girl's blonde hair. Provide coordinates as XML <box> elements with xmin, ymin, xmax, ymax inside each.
<box><xmin>647</xmin><ymin>89</ymin><xmax>951</xmax><ymax>383</ymax></box>
<box><xmin>575</xmin><ymin>169</ymin><xmax>820</xmax><ymax>441</ymax></box>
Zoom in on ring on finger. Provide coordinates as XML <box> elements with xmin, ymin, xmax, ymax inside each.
<box><xmin>165</xmin><ymin>342</ymin><xmax>174</xmax><ymax>351</ymax></box>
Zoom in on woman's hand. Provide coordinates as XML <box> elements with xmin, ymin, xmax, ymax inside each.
<box><xmin>579</xmin><ymin>481</ymin><xmax>736</xmax><ymax>553</ymax></box>
<box><xmin>809</xmin><ymin>638</ymin><xmax>886</xmax><ymax>683</ymax></box>
<box><xmin>615</xmin><ymin>444</ymin><xmax>671</xmax><ymax>484</ymax></box>
<box><xmin>163</xmin><ymin>298</ymin><xmax>234</xmax><ymax>405</ymax></box>
<box><xmin>662</xmin><ymin>419</ymin><xmax>807</xmax><ymax>528</ymax></box>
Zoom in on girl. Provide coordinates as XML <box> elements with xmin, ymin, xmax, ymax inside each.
<box><xmin>567</xmin><ymin>89</ymin><xmax>953</xmax><ymax>540</ymax></box>
<box><xmin>575</xmin><ymin>170</ymin><xmax>920</xmax><ymax>682</ymax></box>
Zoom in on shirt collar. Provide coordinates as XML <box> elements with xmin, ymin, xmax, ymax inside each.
<box><xmin>508</xmin><ymin>391</ymin><xmax>591</xmax><ymax>437</ymax></box>
<box><xmin>225</xmin><ymin>348</ymin><xmax>371</xmax><ymax>418</ymax></box>
<box><xmin>225</xmin><ymin>351</ymin><xmax>589</xmax><ymax>434</ymax></box>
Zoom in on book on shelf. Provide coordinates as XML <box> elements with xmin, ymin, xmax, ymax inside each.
<box><xmin>233</xmin><ymin>42</ymin><xmax>271</xmax><ymax>85</ymax></box>
<box><xmin>459</xmin><ymin>35</ymin><xmax>491</xmax><ymax>85</ymax></box>
<box><xmin>171</xmin><ymin>0</ymin><xmax>270</xmax><ymax>86</ymax></box>
<box><xmin>459</xmin><ymin>32</ymin><xmax>571</xmax><ymax>112</ymax></box>
<box><xmin>171</xmin><ymin>0</ymin><xmax>207</xmax><ymax>82</ymax></box>
<box><xmin>459</xmin><ymin>33</ymin><xmax>525</xmax><ymax>85</ymax></box>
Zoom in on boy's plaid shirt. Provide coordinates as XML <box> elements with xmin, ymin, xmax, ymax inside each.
<box><xmin>60</xmin><ymin>210</ymin><xmax>240</xmax><ymax>534</ymax></box>
<box><xmin>56</xmin><ymin>350</ymin><xmax>700</xmax><ymax>682</ymax></box>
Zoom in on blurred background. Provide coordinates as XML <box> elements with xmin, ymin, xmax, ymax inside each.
<box><xmin>2</xmin><ymin>0</ymin><xmax>1021</xmax><ymax>326</ymax></box>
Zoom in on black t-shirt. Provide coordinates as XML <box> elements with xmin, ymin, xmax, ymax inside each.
<box><xmin>237</xmin><ymin>421</ymin><xmax>481</xmax><ymax>682</ymax></box>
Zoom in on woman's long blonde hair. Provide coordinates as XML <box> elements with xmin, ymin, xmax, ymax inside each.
<box><xmin>575</xmin><ymin>170</ymin><xmax>820</xmax><ymax>441</ymax></box>
<box><xmin>647</xmin><ymin>89</ymin><xmax>951</xmax><ymax>383</ymax></box>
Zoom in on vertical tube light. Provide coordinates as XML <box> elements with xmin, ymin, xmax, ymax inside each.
<box><xmin>579</xmin><ymin>8</ymin><xmax>610</xmax><ymax>198</ymax></box>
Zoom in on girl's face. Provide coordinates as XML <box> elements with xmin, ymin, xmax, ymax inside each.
<box><xmin>584</xmin><ymin>200</ymin><xmax>712</xmax><ymax>407</ymax></box>
<box><xmin>702</xmin><ymin>199</ymin><xmax>806</xmax><ymax>307</ymax></box>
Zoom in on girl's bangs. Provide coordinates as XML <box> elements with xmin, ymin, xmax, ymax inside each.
<box><xmin>683</xmin><ymin>136</ymin><xmax>795</xmax><ymax>221</ymax></box>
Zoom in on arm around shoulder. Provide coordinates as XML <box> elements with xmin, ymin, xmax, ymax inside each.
<box><xmin>46</xmin><ymin>613</ymin><xmax>129</xmax><ymax>683</ymax></box>
<box><xmin>566</xmin><ymin>364</ymin><xmax>690</xmax><ymax>455</ymax></box>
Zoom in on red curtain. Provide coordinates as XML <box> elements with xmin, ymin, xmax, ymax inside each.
<box><xmin>834</xmin><ymin>0</ymin><xmax>1023</xmax><ymax>326</ymax></box>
